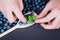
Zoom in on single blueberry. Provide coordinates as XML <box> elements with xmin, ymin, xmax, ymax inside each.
<box><xmin>38</xmin><ymin>0</ymin><xmax>41</xmax><ymax>2</ymax></box>
<box><xmin>3</xmin><ymin>27</ymin><xmax>6</xmax><ymax>29</ymax></box>
<box><xmin>37</xmin><ymin>5</ymin><xmax>39</xmax><ymax>8</ymax></box>
<box><xmin>4</xmin><ymin>23</ymin><xmax>8</xmax><ymax>26</ymax></box>
<box><xmin>35</xmin><ymin>2</ymin><xmax>38</xmax><ymax>5</ymax></box>
<box><xmin>1</xmin><ymin>29</ymin><xmax>4</xmax><ymax>32</ymax></box>
<box><xmin>7</xmin><ymin>26</ymin><xmax>11</xmax><ymax>29</ymax></box>
<box><xmin>0</xmin><ymin>21</ymin><xmax>2</xmax><ymax>24</ymax></box>
<box><xmin>24</xmin><ymin>0</ymin><xmax>27</xmax><ymax>2</ymax></box>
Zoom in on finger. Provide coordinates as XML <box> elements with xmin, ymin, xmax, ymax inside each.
<box><xmin>18</xmin><ymin>0</ymin><xmax>23</xmax><ymax>11</ymax></box>
<box><xmin>5</xmin><ymin>10</ymin><xmax>15</xmax><ymax>23</ymax></box>
<box><xmin>35</xmin><ymin>9</ymin><xmax>60</xmax><ymax>23</ymax></box>
<box><xmin>41</xmin><ymin>23</ymin><xmax>56</xmax><ymax>29</ymax></box>
<box><xmin>37</xmin><ymin>2</ymin><xmax>52</xmax><ymax>18</ymax></box>
<box><xmin>0</xmin><ymin>1</ymin><xmax>7</xmax><ymax>18</ymax></box>
<box><xmin>56</xmin><ymin>15</ymin><xmax>60</xmax><ymax>29</ymax></box>
<box><xmin>13</xmin><ymin>5</ymin><xmax>26</xmax><ymax>22</ymax></box>
<box><xmin>41</xmin><ymin>16</ymin><xmax>60</xmax><ymax>29</ymax></box>
<box><xmin>56</xmin><ymin>24</ymin><xmax>60</xmax><ymax>29</ymax></box>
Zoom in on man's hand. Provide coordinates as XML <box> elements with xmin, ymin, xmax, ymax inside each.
<box><xmin>0</xmin><ymin>0</ymin><xmax>26</xmax><ymax>23</ymax></box>
<box><xmin>35</xmin><ymin>0</ymin><xmax>60</xmax><ymax>29</ymax></box>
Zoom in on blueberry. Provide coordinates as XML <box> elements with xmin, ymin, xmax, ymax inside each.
<box><xmin>38</xmin><ymin>0</ymin><xmax>41</xmax><ymax>2</ymax></box>
<box><xmin>35</xmin><ymin>2</ymin><xmax>38</xmax><ymax>5</ymax></box>
<box><xmin>1</xmin><ymin>29</ymin><xmax>4</xmax><ymax>32</ymax></box>
<box><xmin>24</xmin><ymin>0</ymin><xmax>27</xmax><ymax>2</ymax></box>
<box><xmin>7</xmin><ymin>26</ymin><xmax>11</xmax><ymax>29</ymax></box>
<box><xmin>4</xmin><ymin>23</ymin><xmax>8</xmax><ymax>26</ymax></box>
<box><xmin>3</xmin><ymin>27</ymin><xmax>6</xmax><ymax>29</ymax></box>
<box><xmin>0</xmin><ymin>21</ymin><xmax>2</xmax><ymax>24</ymax></box>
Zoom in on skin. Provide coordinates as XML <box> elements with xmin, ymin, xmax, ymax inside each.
<box><xmin>35</xmin><ymin>0</ymin><xmax>60</xmax><ymax>29</ymax></box>
<box><xmin>0</xmin><ymin>0</ymin><xmax>26</xmax><ymax>23</ymax></box>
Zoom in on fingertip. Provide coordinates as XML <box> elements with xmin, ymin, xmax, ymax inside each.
<box><xmin>19</xmin><ymin>17</ymin><xmax>27</xmax><ymax>22</ymax></box>
<box><xmin>41</xmin><ymin>23</ymin><xmax>45</xmax><ymax>27</ymax></box>
<box><xmin>40</xmin><ymin>23</ymin><xmax>48</xmax><ymax>29</ymax></box>
<box><xmin>35</xmin><ymin>20</ymin><xmax>39</xmax><ymax>23</ymax></box>
<box><xmin>8</xmin><ymin>16</ymin><xmax>16</xmax><ymax>24</ymax></box>
<box><xmin>8</xmin><ymin>20</ymin><xmax>14</xmax><ymax>24</ymax></box>
<box><xmin>35</xmin><ymin>18</ymin><xmax>45</xmax><ymax>23</ymax></box>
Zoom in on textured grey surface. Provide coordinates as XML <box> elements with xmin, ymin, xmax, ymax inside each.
<box><xmin>0</xmin><ymin>23</ymin><xmax>60</xmax><ymax>40</ymax></box>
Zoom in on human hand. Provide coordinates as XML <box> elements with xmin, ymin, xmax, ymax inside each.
<box><xmin>0</xmin><ymin>0</ymin><xmax>26</xmax><ymax>23</ymax></box>
<box><xmin>35</xmin><ymin>0</ymin><xmax>60</xmax><ymax>29</ymax></box>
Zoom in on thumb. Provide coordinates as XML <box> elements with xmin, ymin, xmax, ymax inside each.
<box><xmin>37</xmin><ymin>1</ymin><xmax>52</xmax><ymax>18</ymax></box>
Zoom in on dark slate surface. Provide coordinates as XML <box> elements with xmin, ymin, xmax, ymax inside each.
<box><xmin>1</xmin><ymin>23</ymin><xmax>60</xmax><ymax>40</ymax></box>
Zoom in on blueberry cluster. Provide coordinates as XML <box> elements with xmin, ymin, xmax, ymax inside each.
<box><xmin>22</xmin><ymin>0</ymin><xmax>49</xmax><ymax>15</ymax></box>
<box><xmin>0</xmin><ymin>0</ymin><xmax>49</xmax><ymax>34</ymax></box>
<box><xmin>0</xmin><ymin>12</ymin><xmax>18</xmax><ymax>33</ymax></box>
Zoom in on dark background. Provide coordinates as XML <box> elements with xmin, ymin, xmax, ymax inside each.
<box><xmin>0</xmin><ymin>23</ymin><xmax>60</xmax><ymax>40</ymax></box>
